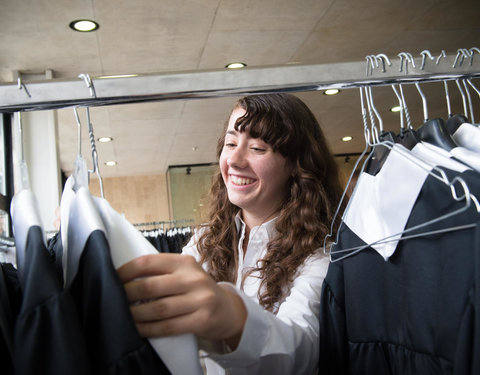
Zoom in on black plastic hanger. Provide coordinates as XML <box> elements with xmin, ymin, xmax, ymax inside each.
<box><xmin>446</xmin><ymin>114</ymin><xmax>468</xmax><ymax>135</ymax></box>
<box><xmin>417</xmin><ymin>118</ymin><xmax>457</xmax><ymax>151</ymax></box>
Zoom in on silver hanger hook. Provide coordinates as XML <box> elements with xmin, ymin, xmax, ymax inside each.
<box><xmin>398</xmin><ymin>52</ymin><xmax>416</xmax><ymax>74</ymax></box>
<box><xmin>436</xmin><ymin>50</ymin><xmax>447</xmax><ymax>65</ymax></box>
<box><xmin>17</xmin><ymin>77</ymin><xmax>31</xmax><ymax>98</ymax></box>
<box><xmin>365</xmin><ymin>55</ymin><xmax>377</xmax><ymax>76</ymax></box>
<box><xmin>414</xmin><ymin>82</ymin><xmax>429</xmax><ymax>122</ymax></box>
<box><xmin>375</xmin><ymin>53</ymin><xmax>392</xmax><ymax>72</ymax></box>
<box><xmin>452</xmin><ymin>48</ymin><xmax>472</xmax><ymax>68</ymax></box>
<box><xmin>420</xmin><ymin>50</ymin><xmax>435</xmax><ymax>70</ymax></box>
<box><xmin>78</xmin><ymin>73</ymin><xmax>97</xmax><ymax>98</ymax></box>
<box><xmin>469</xmin><ymin>47</ymin><xmax>480</xmax><ymax>65</ymax></box>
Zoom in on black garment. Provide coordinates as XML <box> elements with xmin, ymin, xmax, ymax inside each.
<box><xmin>319</xmin><ymin>171</ymin><xmax>480</xmax><ymax>374</ymax></box>
<box><xmin>0</xmin><ymin>263</ymin><xmax>21</xmax><ymax>375</ymax></box>
<box><xmin>68</xmin><ymin>229</ymin><xmax>171</xmax><ymax>375</ymax></box>
<box><xmin>13</xmin><ymin>226</ymin><xmax>91</xmax><ymax>375</ymax></box>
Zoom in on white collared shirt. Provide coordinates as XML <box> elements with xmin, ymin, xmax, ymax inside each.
<box><xmin>182</xmin><ymin>214</ymin><xmax>330</xmax><ymax>374</ymax></box>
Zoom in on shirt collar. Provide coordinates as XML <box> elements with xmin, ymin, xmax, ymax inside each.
<box><xmin>234</xmin><ymin>211</ymin><xmax>278</xmax><ymax>240</ymax></box>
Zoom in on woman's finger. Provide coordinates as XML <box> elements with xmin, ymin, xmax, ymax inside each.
<box><xmin>123</xmin><ymin>273</ymin><xmax>185</xmax><ymax>303</ymax></box>
<box><xmin>129</xmin><ymin>293</ymin><xmax>199</xmax><ymax>323</ymax></box>
<box><xmin>117</xmin><ymin>253</ymin><xmax>197</xmax><ymax>282</ymax></box>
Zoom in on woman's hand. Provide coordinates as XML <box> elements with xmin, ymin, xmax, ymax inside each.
<box><xmin>117</xmin><ymin>253</ymin><xmax>247</xmax><ymax>349</ymax></box>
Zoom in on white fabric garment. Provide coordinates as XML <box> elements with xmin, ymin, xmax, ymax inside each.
<box><xmin>92</xmin><ymin>197</ymin><xmax>203</xmax><ymax>375</ymax></box>
<box><xmin>411</xmin><ymin>142</ymin><xmax>471</xmax><ymax>173</ymax></box>
<box><xmin>182</xmin><ymin>214</ymin><xmax>329</xmax><ymax>375</ymax></box>
<box><xmin>59</xmin><ymin>179</ymin><xmax>203</xmax><ymax>375</ymax></box>
<box><xmin>450</xmin><ymin>146</ymin><xmax>480</xmax><ymax>171</ymax></box>
<box><xmin>342</xmin><ymin>144</ymin><xmax>431</xmax><ymax>260</ymax></box>
<box><xmin>452</xmin><ymin>122</ymin><xmax>480</xmax><ymax>153</ymax></box>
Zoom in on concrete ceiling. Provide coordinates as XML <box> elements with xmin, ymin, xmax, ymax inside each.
<box><xmin>1</xmin><ymin>0</ymin><xmax>479</xmax><ymax>178</ymax></box>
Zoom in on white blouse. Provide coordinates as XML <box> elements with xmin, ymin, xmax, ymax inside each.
<box><xmin>182</xmin><ymin>214</ymin><xmax>330</xmax><ymax>375</ymax></box>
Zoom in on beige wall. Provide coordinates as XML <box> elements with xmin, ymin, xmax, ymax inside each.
<box><xmin>89</xmin><ymin>174</ymin><xmax>170</xmax><ymax>225</ymax></box>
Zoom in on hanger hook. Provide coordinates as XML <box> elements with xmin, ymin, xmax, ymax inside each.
<box><xmin>436</xmin><ymin>50</ymin><xmax>447</xmax><ymax>65</ymax></box>
<box><xmin>78</xmin><ymin>73</ymin><xmax>97</xmax><ymax>98</ymax></box>
<box><xmin>365</xmin><ymin>55</ymin><xmax>377</xmax><ymax>76</ymax></box>
<box><xmin>420</xmin><ymin>50</ymin><xmax>434</xmax><ymax>70</ymax></box>
<box><xmin>17</xmin><ymin>77</ymin><xmax>32</xmax><ymax>98</ymax></box>
<box><xmin>469</xmin><ymin>47</ymin><xmax>480</xmax><ymax>65</ymax></box>
<box><xmin>453</xmin><ymin>48</ymin><xmax>471</xmax><ymax>68</ymax></box>
<box><xmin>398</xmin><ymin>52</ymin><xmax>416</xmax><ymax>74</ymax></box>
<box><xmin>375</xmin><ymin>53</ymin><xmax>391</xmax><ymax>73</ymax></box>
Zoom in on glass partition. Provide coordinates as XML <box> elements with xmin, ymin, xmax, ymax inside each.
<box><xmin>167</xmin><ymin>163</ymin><xmax>218</xmax><ymax>225</ymax></box>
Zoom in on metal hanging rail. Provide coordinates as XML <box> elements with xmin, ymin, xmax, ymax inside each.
<box><xmin>1</xmin><ymin>51</ymin><xmax>479</xmax><ymax>113</ymax></box>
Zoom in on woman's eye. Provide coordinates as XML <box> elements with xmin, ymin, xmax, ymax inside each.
<box><xmin>251</xmin><ymin>147</ymin><xmax>266</xmax><ymax>152</ymax></box>
<box><xmin>225</xmin><ymin>143</ymin><xmax>236</xmax><ymax>148</ymax></box>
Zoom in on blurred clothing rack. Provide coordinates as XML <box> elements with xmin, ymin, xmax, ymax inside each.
<box><xmin>133</xmin><ymin>219</ymin><xmax>195</xmax><ymax>230</ymax></box>
<box><xmin>0</xmin><ymin>52</ymin><xmax>479</xmax><ymax>113</ymax></box>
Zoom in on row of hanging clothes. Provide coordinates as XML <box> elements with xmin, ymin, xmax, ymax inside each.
<box><xmin>0</xmin><ymin>77</ymin><xmax>204</xmax><ymax>375</ymax></box>
<box><xmin>133</xmin><ymin>221</ymin><xmax>193</xmax><ymax>254</ymax></box>
<box><xmin>319</xmin><ymin>50</ymin><xmax>480</xmax><ymax>374</ymax></box>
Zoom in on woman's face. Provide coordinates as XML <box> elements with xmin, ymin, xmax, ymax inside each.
<box><xmin>219</xmin><ymin>107</ymin><xmax>293</xmax><ymax>222</ymax></box>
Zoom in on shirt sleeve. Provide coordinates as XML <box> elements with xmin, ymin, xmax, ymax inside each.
<box><xmin>206</xmin><ymin>253</ymin><xmax>329</xmax><ymax>374</ymax></box>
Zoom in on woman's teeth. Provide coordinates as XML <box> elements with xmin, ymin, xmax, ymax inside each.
<box><xmin>231</xmin><ymin>175</ymin><xmax>254</xmax><ymax>185</ymax></box>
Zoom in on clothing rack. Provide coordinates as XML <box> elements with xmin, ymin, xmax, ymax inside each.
<box><xmin>133</xmin><ymin>219</ymin><xmax>194</xmax><ymax>230</ymax></box>
<box><xmin>1</xmin><ymin>51</ymin><xmax>479</xmax><ymax>113</ymax></box>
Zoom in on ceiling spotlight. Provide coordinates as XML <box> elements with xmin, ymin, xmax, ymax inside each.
<box><xmin>98</xmin><ymin>137</ymin><xmax>113</xmax><ymax>143</ymax></box>
<box><xmin>69</xmin><ymin>19</ymin><xmax>99</xmax><ymax>32</ymax></box>
<box><xmin>324</xmin><ymin>89</ymin><xmax>340</xmax><ymax>96</ymax></box>
<box><xmin>390</xmin><ymin>105</ymin><xmax>402</xmax><ymax>112</ymax></box>
<box><xmin>105</xmin><ymin>161</ymin><xmax>117</xmax><ymax>166</ymax></box>
<box><xmin>225</xmin><ymin>62</ymin><xmax>247</xmax><ymax>69</ymax></box>
<box><xmin>342</xmin><ymin>136</ymin><xmax>353</xmax><ymax>142</ymax></box>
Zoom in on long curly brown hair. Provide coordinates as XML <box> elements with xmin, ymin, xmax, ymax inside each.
<box><xmin>197</xmin><ymin>93</ymin><xmax>344</xmax><ymax>312</ymax></box>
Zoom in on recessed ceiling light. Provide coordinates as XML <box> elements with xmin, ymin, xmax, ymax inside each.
<box><xmin>342</xmin><ymin>136</ymin><xmax>353</xmax><ymax>142</ymax></box>
<box><xmin>390</xmin><ymin>105</ymin><xmax>402</xmax><ymax>112</ymax></box>
<box><xmin>324</xmin><ymin>89</ymin><xmax>340</xmax><ymax>96</ymax></box>
<box><xmin>105</xmin><ymin>161</ymin><xmax>117</xmax><ymax>166</ymax></box>
<box><xmin>69</xmin><ymin>19</ymin><xmax>99</xmax><ymax>32</ymax></box>
<box><xmin>98</xmin><ymin>137</ymin><xmax>113</xmax><ymax>143</ymax></box>
<box><xmin>225</xmin><ymin>62</ymin><xmax>247</xmax><ymax>69</ymax></box>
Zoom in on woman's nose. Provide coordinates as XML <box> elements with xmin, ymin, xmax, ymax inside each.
<box><xmin>227</xmin><ymin>147</ymin><xmax>247</xmax><ymax>168</ymax></box>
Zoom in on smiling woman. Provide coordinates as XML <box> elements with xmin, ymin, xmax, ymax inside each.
<box><xmin>118</xmin><ymin>93</ymin><xmax>345</xmax><ymax>375</ymax></box>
